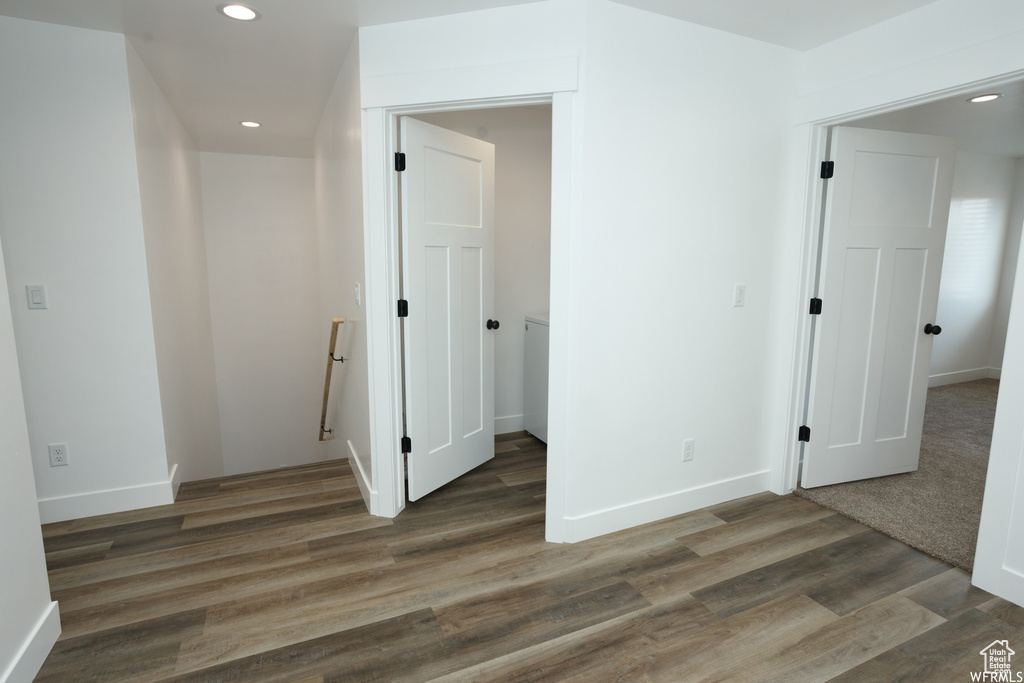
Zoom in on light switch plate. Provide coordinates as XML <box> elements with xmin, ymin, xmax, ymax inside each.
<box><xmin>733</xmin><ymin>284</ymin><xmax>746</xmax><ymax>308</ymax></box>
<box><xmin>26</xmin><ymin>285</ymin><xmax>48</xmax><ymax>309</ymax></box>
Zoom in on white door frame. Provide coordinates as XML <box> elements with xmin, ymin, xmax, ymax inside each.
<box><xmin>779</xmin><ymin>68</ymin><xmax>1024</xmax><ymax>595</ymax></box>
<box><xmin>361</xmin><ymin>60</ymin><xmax>578</xmax><ymax>543</ymax></box>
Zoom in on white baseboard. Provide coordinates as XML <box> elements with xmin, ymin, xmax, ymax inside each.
<box><xmin>347</xmin><ymin>440</ymin><xmax>377</xmax><ymax>514</ymax></box>
<box><xmin>562</xmin><ymin>470</ymin><xmax>772</xmax><ymax>543</ymax></box>
<box><xmin>929</xmin><ymin>367</ymin><xmax>1001</xmax><ymax>387</ymax></box>
<box><xmin>495</xmin><ymin>414</ymin><xmax>524</xmax><ymax>435</ymax></box>
<box><xmin>169</xmin><ymin>463</ymin><xmax>181</xmax><ymax>500</ymax></box>
<box><xmin>2</xmin><ymin>600</ymin><xmax>60</xmax><ymax>683</ymax></box>
<box><xmin>37</xmin><ymin>478</ymin><xmax>175</xmax><ymax>524</ymax></box>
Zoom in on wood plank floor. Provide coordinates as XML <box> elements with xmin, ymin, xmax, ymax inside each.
<box><xmin>36</xmin><ymin>433</ymin><xmax>1024</xmax><ymax>681</ymax></box>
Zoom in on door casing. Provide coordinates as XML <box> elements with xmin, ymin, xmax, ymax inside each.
<box><xmin>363</xmin><ymin>91</ymin><xmax>575</xmax><ymax>544</ymax></box>
<box><xmin>781</xmin><ymin>72</ymin><xmax>1024</xmax><ymax>495</ymax></box>
<box><xmin>780</xmin><ymin>71</ymin><xmax>1024</xmax><ymax>585</ymax></box>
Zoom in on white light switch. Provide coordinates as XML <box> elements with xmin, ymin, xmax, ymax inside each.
<box><xmin>26</xmin><ymin>285</ymin><xmax>48</xmax><ymax>310</ymax></box>
<box><xmin>354</xmin><ymin>282</ymin><xmax>362</xmax><ymax>306</ymax></box>
<box><xmin>733</xmin><ymin>284</ymin><xmax>746</xmax><ymax>307</ymax></box>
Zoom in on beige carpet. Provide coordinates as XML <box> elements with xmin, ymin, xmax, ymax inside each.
<box><xmin>795</xmin><ymin>378</ymin><xmax>998</xmax><ymax>572</ymax></box>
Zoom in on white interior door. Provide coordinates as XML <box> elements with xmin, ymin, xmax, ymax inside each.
<box><xmin>802</xmin><ymin>126</ymin><xmax>957</xmax><ymax>488</ymax></box>
<box><xmin>401</xmin><ymin>117</ymin><xmax>495</xmax><ymax>501</ymax></box>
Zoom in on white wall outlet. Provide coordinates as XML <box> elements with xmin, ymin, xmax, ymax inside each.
<box><xmin>733</xmin><ymin>283</ymin><xmax>746</xmax><ymax>307</ymax></box>
<box><xmin>682</xmin><ymin>438</ymin><xmax>695</xmax><ymax>462</ymax></box>
<box><xmin>48</xmin><ymin>442</ymin><xmax>69</xmax><ymax>467</ymax></box>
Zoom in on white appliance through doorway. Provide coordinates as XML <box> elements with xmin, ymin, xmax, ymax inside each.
<box><xmin>524</xmin><ymin>312</ymin><xmax>549</xmax><ymax>443</ymax></box>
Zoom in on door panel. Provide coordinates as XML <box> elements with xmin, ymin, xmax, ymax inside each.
<box><xmin>402</xmin><ymin>117</ymin><xmax>495</xmax><ymax>501</ymax></box>
<box><xmin>462</xmin><ymin>246</ymin><xmax>484</xmax><ymax>437</ymax></box>
<box><xmin>803</xmin><ymin>127</ymin><xmax>956</xmax><ymax>488</ymax></box>
<box><xmin>424</xmin><ymin>245</ymin><xmax>452</xmax><ymax>454</ymax></box>
<box><xmin>875</xmin><ymin>248</ymin><xmax>928</xmax><ymax>441</ymax></box>
<box><xmin>425</xmin><ymin>147</ymin><xmax>483</xmax><ymax>228</ymax></box>
<box><xmin>849</xmin><ymin>151</ymin><xmax>939</xmax><ymax>228</ymax></box>
<box><xmin>827</xmin><ymin>247</ymin><xmax>880</xmax><ymax>448</ymax></box>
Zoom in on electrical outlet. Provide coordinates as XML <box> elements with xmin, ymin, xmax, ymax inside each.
<box><xmin>682</xmin><ymin>438</ymin><xmax>695</xmax><ymax>463</ymax></box>
<box><xmin>49</xmin><ymin>442</ymin><xmax>69</xmax><ymax>467</ymax></box>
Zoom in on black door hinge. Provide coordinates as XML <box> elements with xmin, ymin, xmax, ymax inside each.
<box><xmin>809</xmin><ymin>298</ymin><xmax>823</xmax><ymax>315</ymax></box>
<box><xmin>820</xmin><ymin>161</ymin><xmax>834</xmax><ymax>179</ymax></box>
<box><xmin>798</xmin><ymin>425</ymin><xmax>811</xmax><ymax>442</ymax></box>
<box><xmin>397</xmin><ymin>299</ymin><xmax>408</xmax><ymax>318</ymax></box>
<box><xmin>395</xmin><ymin>152</ymin><xmax>406</xmax><ymax>172</ymax></box>
<box><xmin>401</xmin><ymin>436</ymin><xmax>412</xmax><ymax>454</ymax></box>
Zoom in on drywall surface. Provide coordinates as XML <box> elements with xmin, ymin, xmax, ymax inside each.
<box><xmin>0</xmin><ymin>231</ymin><xmax>59</xmax><ymax>683</ymax></box>
<box><xmin>930</xmin><ymin>151</ymin><xmax>1016</xmax><ymax>383</ymax></box>
<box><xmin>799</xmin><ymin>0</ymin><xmax>1024</xmax><ymax>122</ymax></box>
<box><xmin>313</xmin><ymin>38</ymin><xmax>373</xmax><ymax>499</ymax></box>
<box><xmin>126</xmin><ymin>40</ymin><xmax>224</xmax><ymax>484</ymax></box>
<box><xmin>0</xmin><ymin>16</ymin><xmax>172</xmax><ymax>521</ymax></box>
<box><xmin>991</xmin><ymin>158</ymin><xmax>1024</xmax><ymax>370</ymax></box>
<box><xmin>201</xmin><ymin>152</ymin><xmax>325</xmax><ymax>475</ymax></box>
<box><xmin>412</xmin><ymin>106</ymin><xmax>552</xmax><ymax>435</ymax></box>
<box><xmin>976</xmin><ymin>177</ymin><xmax>1024</xmax><ymax>605</ymax></box>
<box><xmin>359</xmin><ymin>0</ymin><xmax>584</xmax><ymax>83</ymax></box>
<box><xmin>562</xmin><ymin>0</ymin><xmax>799</xmax><ymax>525</ymax></box>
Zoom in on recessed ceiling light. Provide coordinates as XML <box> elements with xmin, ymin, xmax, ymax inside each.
<box><xmin>218</xmin><ymin>4</ymin><xmax>260</xmax><ymax>21</ymax></box>
<box><xmin>240</xmin><ymin>121</ymin><xmax>261</xmax><ymax>128</ymax></box>
<box><xmin>969</xmin><ymin>93</ymin><xmax>1001</xmax><ymax>103</ymax></box>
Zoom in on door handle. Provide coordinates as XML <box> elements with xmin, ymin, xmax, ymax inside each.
<box><xmin>924</xmin><ymin>323</ymin><xmax>942</xmax><ymax>335</ymax></box>
<box><xmin>486</xmin><ymin>319</ymin><xmax>500</xmax><ymax>330</ymax></box>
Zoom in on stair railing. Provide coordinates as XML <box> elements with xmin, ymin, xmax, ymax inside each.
<box><xmin>319</xmin><ymin>317</ymin><xmax>345</xmax><ymax>441</ymax></box>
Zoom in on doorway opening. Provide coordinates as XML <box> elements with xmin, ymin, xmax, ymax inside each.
<box><xmin>361</xmin><ymin>89</ymin><xmax>571</xmax><ymax>535</ymax></box>
<box><xmin>789</xmin><ymin>81</ymin><xmax>1024</xmax><ymax>572</ymax></box>
<box><xmin>397</xmin><ymin>105</ymin><xmax>553</xmax><ymax>505</ymax></box>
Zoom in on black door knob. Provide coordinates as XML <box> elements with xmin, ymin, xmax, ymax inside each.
<box><xmin>486</xmin><ymin>319</ymin><xmax>500</xmax><ymax>330</ymax></box>
<box><xmin>924</xmin><ymin>323</ymin><xmax>942</xmax><ymax>335</ymax></box>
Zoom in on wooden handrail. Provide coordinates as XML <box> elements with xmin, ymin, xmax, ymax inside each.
<box><xmin>319</xmin><ymin>317</ymin><xmax>345</xmax><ymax>441</ymax></box>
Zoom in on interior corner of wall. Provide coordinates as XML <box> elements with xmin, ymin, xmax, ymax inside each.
<box><xmin>169</xmin><ymin>462</ymin><xmax>181</xmax><ymax>499</ymax></box>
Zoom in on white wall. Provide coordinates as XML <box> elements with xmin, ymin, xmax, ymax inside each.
<box><xmin>977</xmin><ymin>201</ymin><xmax>1024</xmax><ymax>606</ymax></box>
<box><xmin>412</xmin><ymin>106</ymin><xmax>552</xmax><ymax>435</ymax></box>
<box><xmin>991</xmin><ymin>158</ymin><xmax>1024</xmax><ymax>370</ymax></box>
<box><xmin>798</xmin><ymin>0</ymin><xmax>1024</xmax><ymax>121</ymax></box>
<box><xmin>563</xmin><ymin>1</ymin><xmax>798</xmax><ymax>535</ymax></box>
<box><xmin>126</xmin><ymin>41</ymin><xmax>224</xmax><ymax>485</ymax></box>
<box><xmin>0</xmin><ymin>235</ymin><xmax>60</xmax><ymax>683</ymax></box>
<box><xmin>929</xmin><ymin>151</ymin><xmax>1017</xmax><ymax>385</ymax></box>
<box><xmin>359</xmin><ymin>0</ymin><xmax>584</xmax><ymax>87</ymax></box>
<box><xmin>313</xmin><ymin>38</ymin><xmax>373</xmax><ymax>501</ymax></box>
<box><xmin>201</xmin><ymin>152</ymin><xmax>325</xmax><ymax>475</ymax></box>
<box><xmin>0</xmin><ymin>16</ymin><xmax>173</xmax><ymax>523</ymax></box>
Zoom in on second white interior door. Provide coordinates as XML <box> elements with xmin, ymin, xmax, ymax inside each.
<box><xmin>401</xmin><ymin>117</ymin><xmax>496</xmax><ymax>501</ymax></box>
<box><xmin>802</xmin><ymin>126</ymin><xmax>957</xmax><ymax>488</ymax></box>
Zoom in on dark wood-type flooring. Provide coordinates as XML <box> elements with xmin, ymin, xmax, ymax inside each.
<box><xmin>36</xmin><ymin>433</ymin><xmax>1024</xmax><ymax>681</ymax></box>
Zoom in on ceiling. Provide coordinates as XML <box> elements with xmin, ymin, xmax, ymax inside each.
<box><xmin>611</xmin><ymin>0</ymin><xmax>939</xmax><ymax>51</ymax></box>
<box><xmin>0</xmin><ymin>0</ymin><xmax>958</xmax><ymax>158</ymax></box>
<box><xmin>850</xmin><ymin>82</ymin><xmax>1024</xmax><ymax>158</ymax></box>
